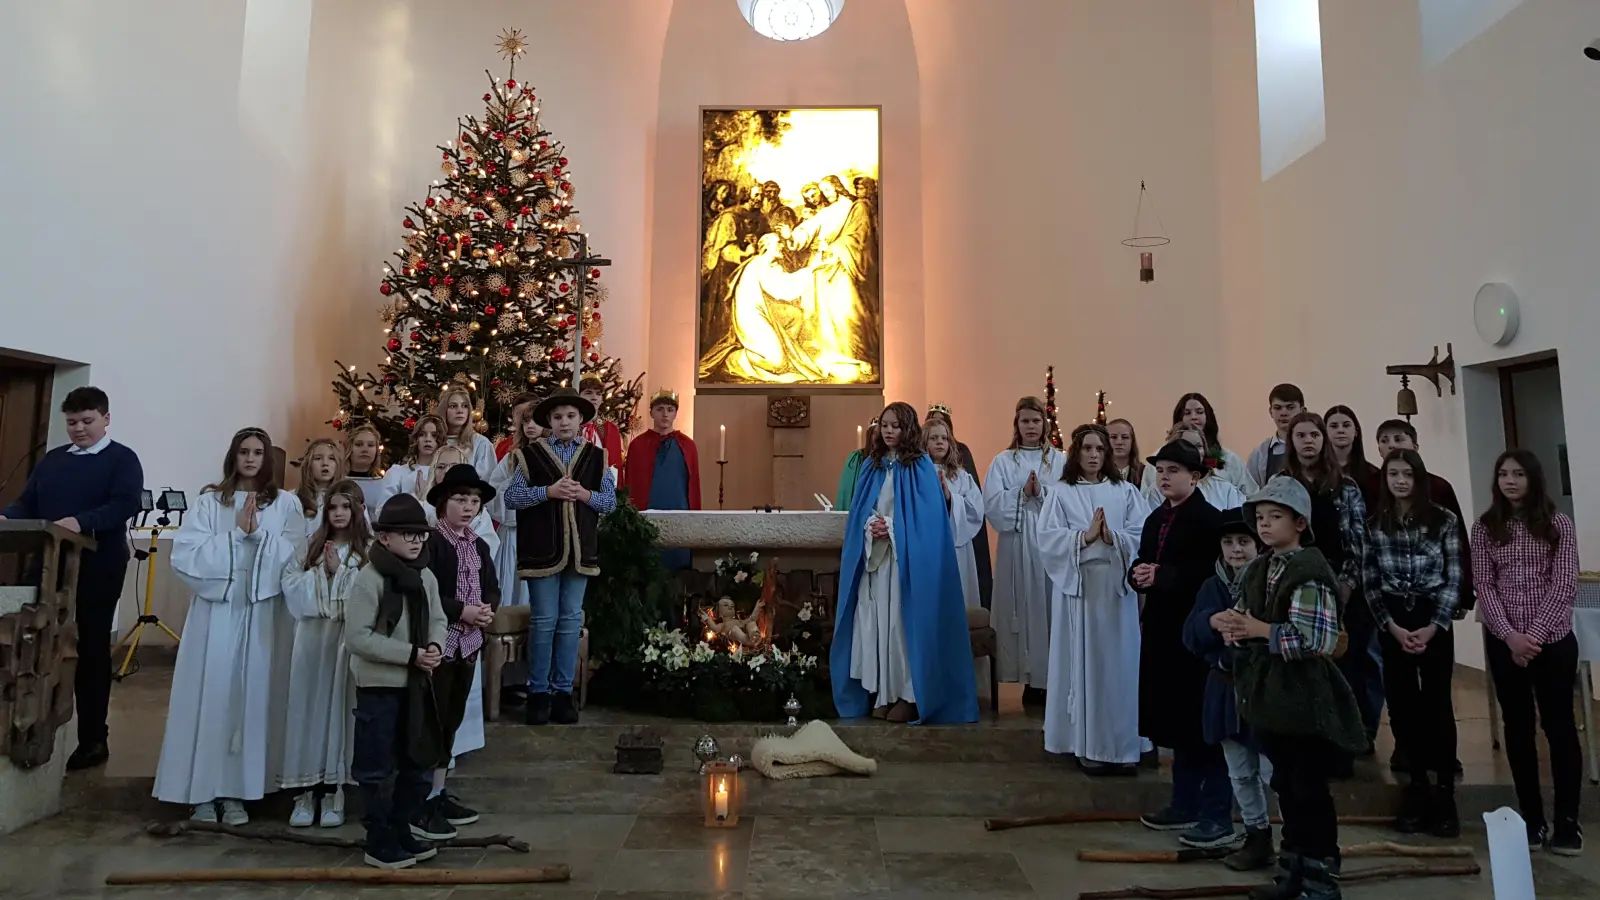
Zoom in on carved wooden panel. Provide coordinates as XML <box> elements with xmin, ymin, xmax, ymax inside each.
<box><xmin>0</xmin><ymin>528</ymin><xmax>84</xmax><ymax>768</ymax></box>
<box><xmin>766</xmin><ymin>395</ymin><xmax>810</xmax><ymax>429</ymax></box>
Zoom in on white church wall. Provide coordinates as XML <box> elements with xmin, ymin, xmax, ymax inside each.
<box><xmin>1214</xmin><ymin>0</ymin><xmax>1600</xmax><ymax>667</ymax></box>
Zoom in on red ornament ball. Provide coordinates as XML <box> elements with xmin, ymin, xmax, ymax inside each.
<box><xmin>539</xmin><ymin>140</ymin><xmax>549</xmax><ymax>149</ymax></box>
<box><xmin>589</xmin><ymin>353</ymin><xmax>599</xmax><ymax>363</ymax></box>
<box><xmin>558</xmin><ymin>156</ymin><xmax>569</xmax><ymax>167</ymax></box>
<box><xmin>437</xmin><ymin>234</ymin><xmax>451</xmax><ymax>245</ymax></box>
<box><xmin>474</xmin><ymin>212</ymin><xmax>486</xmax><ymax>221</ymax></box>
<box><xmin>403</xmin><ymin>217</ymin><xmax>415</xmax><ymax>229</ymax></box>
<box><xmin>498</xmin><ymin>286</ymin><xmax>511</xmax><ymax>297</ymax></box>
<box><xmin>558</xmin><ymin>282</ymin><xmax>570</xmax><ymax>293</ymax></box>
<box><xmin>331</xmin><ymin>418</ymin><xmax>344</xmax><ymax>430</ymax></box>
<box><xmin>428</xmin><ymin>276</ymin><xmax>438</xmax><ymax>287</ymax></box>
<box><xmin>491</xmin><ymin>378</ymin><xmax>502</xmax><ymax>387</ymax></box>
<box><xmin>425</xmin><ymin>197</ymin><xmax>436</xmax><ymax>208</ymax></box>
<box><xmin>486</xmin><ymin>164</ymin><xmax>497</xmax><ymax>174</ymax></box>
<box><xmin>386</xmin><ymin>338</ymin><xmax>402</xmax><ymax>351</ymax></box>
<box><xmin>552</xmin><ymin>166</ymin><xmax>563</xmax><ymax>177</ymax></box>
<box><xmin>441</xmin><ymin>152</ymin><xmax>450</xmax><ymax>160</ymax></box>
<box><xmin>497</xmin><ymin>186</ymin><xmax>509</xmax><ymax>195</ymax></box>
<box><xmin>493</xmin><ymin>243</ymin><xmax>505</xmax><ymax>252</ymax></box>
<box><xmin>561</xmin><ymin>182</ymin><xmax>572</xmax><ymax>193</ymax></box>
<box><xmin>484</xmin><ymin>305</ymin><xmax>496</xmax><ymax>315</ymax></box>
<box><xmin>410</xmin><ymin>331</ymin><xmax>422</xmax><ymax>341</ymax></box>
<box><xmin>403</xmin><ymin>416</ymin><xmax>417</xmax><ymax>430</ymax></box>
<box><xmin>482</xmin><ymin>93</ymin><xmax>491</xmax><ymax>101</ymax></box>
<box><xmin>379</xmin><ymin>283</ymin><xmax>393</xmax><ymax>296</ymax></box>
<box><xmin>591</xmin><ymin>311</ymin><xmax>602</xmax><ymax>321</ymax></box>
<box><xmin>568</xmin><ymin>315</ymin><xmax>578</xmax><ymax>326</ymax></box>
<box><xmin>506</xmin><ymin>79</ymin><xmax>518</xmax><ymax>89</ymax></box>
<box><xmin>443</xmin><ymin>276</ymin><xmax>455</xmax><ymax>285</ymax></box>
<box><xmin>520</xmin><ymin>205</ymin><xmax>532</xmax><ymax>216</ymax></box>
<box><xmin>414</xmin><ymin>261</ymin><xmax>427</xmax><ymax>271</ymax></box>
<box><xmin>589</xmin><ymin>268</ymin><xmax>601</xmax><ymax>279</ymax></box>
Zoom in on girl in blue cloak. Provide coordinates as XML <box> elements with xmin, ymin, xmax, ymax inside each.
<box><xmin>832</xmin><ymin>401</ymin><xmax>980</xmax><ymax>725</ymax></box>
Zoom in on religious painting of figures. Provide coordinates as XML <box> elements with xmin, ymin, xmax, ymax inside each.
<box><xmin>697</xmin><ymin>107</ymin><xmax>882</xmax><ymax>388</ymax></box>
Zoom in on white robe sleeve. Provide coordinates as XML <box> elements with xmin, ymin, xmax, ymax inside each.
<box><xmin>281</xmin><ymin>552</ymin><xmax>322</xmax><ymax>620</ymax></box>
<box><xmin>469</xmin><ymin>434</ymin><xmax>497</xmax><ymax>481</ymax></box>
<box><xmin>1108</xmin><ymin>484</ymin><xmax>1146</xmax><ymax>582</ymax></box>
<box><xmin>486</xmin><ymin>453</ymin><xmax>518</xmax><ymax>522</ymax></box>
<box><xmin>170</xmin><ymin>492</ymin><xmax>243</xmax><ymax>603</ymax></box>
<box><xmin>1222</xmin><ymin>448</ymin><xmax>1256</xmax><ymax>493</ymax></box>
<box><xmin>1035</xmin><ymin>487</ymin><xmax>1088</xmax><ymax>597</ymax></box>
<box><xmin>243</xmin><ymin>495</ymin><xmax>305</xmax><ymax>602</ymax></box>
<box><xmin>984</xmin><ymin>454</ymin><xmax>1037</xmax><ymax>533</ymax></box>
<box><xmin>947</xmin><ymin>470</ymin><xmax>985</xmax><ymax>548</ymax></box>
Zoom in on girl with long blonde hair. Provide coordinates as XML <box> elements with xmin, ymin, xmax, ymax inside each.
<box><xmin>280</xmin><ymin>480</ymin><xmax>372</xmax><ymax>828</ymax></box>
<box><xmin>437</xmin><ymin>386</ymin><xmax>496</xmax><ymax>479</ymax></box>
<box><xmin>296</xmin><ymin>438</ymin><xmax>346</xmax><ymax>520</ymax></box>
<box><xmin>379</xmin><ymin>415</ymin><xmax>444</xmax><ymax>505</ymax></box>
<box><xmin>925</xmin><ymin>416</ymin><xmax>985</xmax><ymax>611</ymax></box>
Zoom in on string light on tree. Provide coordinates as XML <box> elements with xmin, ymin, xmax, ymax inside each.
<box><xmin>1094</xmin><ymin>390</ymin><xmax>1109</xmax><ymax>426</ymax></box>
<box><xmin>327</xmin><ymin>28</ymin><xmax>644</xmax><ymax>453</ymax></box>
<box><xmin>1044</xmin><ymin>366</ymin><xmax>1064</xmax><ymax>451</ymax></box>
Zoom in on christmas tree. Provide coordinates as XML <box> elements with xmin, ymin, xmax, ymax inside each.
<box><xmin>1044</xmin><ymin>366</ymin><xmax>1064</xmax><ymax>450</ymax></box>
<box><xmin>330</xmin><ymin>29</ymin><xmax>643</xmax><ymax>456</ymax></box>
<box><xmin>1094</xmin><ymin>390</ymin><xmax>1108</xmax><ymax>426</ymax></box>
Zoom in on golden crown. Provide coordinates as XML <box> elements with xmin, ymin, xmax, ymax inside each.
<box><xmin>928</xmin><ymin>403</ymin><xmax>952</xmax><ymax>417</ymax></box>
<box><xmin>649</xmin><ymin>387</ymin><xmax>679</xmax><ymax>407</ymax></box>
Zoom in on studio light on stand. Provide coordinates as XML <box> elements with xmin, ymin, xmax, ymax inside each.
<box><xmin>115</xmin><ymin>488</ymin><xmax>187</xmax><ymax>679</ymax></box>
<box><xmin>1385</xmin><ymin>343</ymin><xmax>1456</xmax><ymax>422</ymax></box>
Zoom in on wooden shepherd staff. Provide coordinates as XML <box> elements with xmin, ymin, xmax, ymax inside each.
<box><xmin>1075</xmin><ymin>861</ymin><xmax>1481</xmax><ymax>900</ymax></box>
<box><xmin>145</xmin><ymin>820</ymin><xmax>532</xmax><ymax>853</ymax></box>
<box><xmin>1079</xmin><ymin>842</ymin><xmax>1474</xmax><ymax>864</ymax></box>
<box><xmin>984</xmin><ymin>813</ymin><xmax>1395</xmax><ymax>832</ymax></box>
<box><xmin>106</xmin><ymin>866</ymin><xmax>571</xmax><ymax>886</ymax></box>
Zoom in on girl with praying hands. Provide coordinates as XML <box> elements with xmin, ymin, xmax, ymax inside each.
<box><xmin>280</xmin><ymin>480</ymin><xmax>372</xmax><ymax>828</ymax></box>
<box><xmin>381</xmin><ymin>415</ymin><xmax>445</xmax><ymax>506</ymax></box>
<box><xmin>154</xmin><ymin>427</ymin><xmax>307</xmax><ymax>825</ymax></box>
<box><xmin>984</xmin><ymin>396</ymin><xmax>1065</xmax><ymax>705</ymax></box>
<box><xmin>295</xmin><ymin>437</ymin><xmax>346</xmax><ymax>522</ymax></box>
<box><xmin>833</xmin><ymin>402</ymin><xmax>977</xmax><ymax>725</ymax></box>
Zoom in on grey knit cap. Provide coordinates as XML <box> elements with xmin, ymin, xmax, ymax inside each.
<box><xmin>1243</xmin><ymin>475</ymin><xmax>1315</xmax><ymax>544</ymax></box>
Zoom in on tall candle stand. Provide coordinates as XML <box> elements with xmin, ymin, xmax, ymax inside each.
<box><xmin>716</xmin><ymin>459</ymin><xmax>728</xmax><ymax>510</ymax></box>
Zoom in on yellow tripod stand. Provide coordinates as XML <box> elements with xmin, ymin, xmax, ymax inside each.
<box><xmin>112</xmin><ymin>524</ymin><xmax>181</xmax><ymax>679</ymax></box>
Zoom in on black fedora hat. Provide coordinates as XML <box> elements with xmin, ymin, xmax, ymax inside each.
<box><xmin>425</xmin><ymin>463</ymin><xmax>498</xmax><ymax>507</ymax></box>
<box><xmin>374</xmin><ymin>493</ymin><xmax>432</xmax><ymax>533</ymax></box>
<box><xmin>1216</xmin><ymin>507</ymin><xmax>1258</xmax><ymax>540</ymax></box>
<box><xmin>532</xmin><ymin>388</ymin><xmax>596</xmax><ymax>427</ymax></box>
<box><xmin>1146</xmin><ymin>439</ymin><xmax>1207</xmax><ymax>473</ymax></box>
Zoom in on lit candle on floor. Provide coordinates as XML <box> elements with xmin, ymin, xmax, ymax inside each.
<box><xmin>719</xmin><ymin>424</ymin><xmax>727</xmax><ymax>461</ymax></box>
<box><xmin>715</xmin><ymin>778</ymin><xmax>729</xmax><ymax>819</ymax></box>
<box><xmin>857</xmin><ymin>425</ymin><xmax>863</xmax><ymax>450</ymax></box>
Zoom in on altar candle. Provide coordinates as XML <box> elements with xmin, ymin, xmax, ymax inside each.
<box><xmin>715</xmin><ymin>778</ymin><xmax>729</xmax><ymax>819</ymax></box>
<box><xmin>719</xmin><ymin>424</ymin><xmax>727</xmax><ymax>461</ymax></box>
<box><xmin>856</xmin><ymin>425</ymin><xmax>863</xmax><ymax>450</ymax></box>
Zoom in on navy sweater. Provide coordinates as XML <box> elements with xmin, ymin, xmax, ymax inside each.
<box><xmin>1</xmin><ymin>441</ymin><xmax>144</xmax><ymax>564</ymax></box>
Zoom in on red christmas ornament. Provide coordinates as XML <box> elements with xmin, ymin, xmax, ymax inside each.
<box><xmin>591</xmin><ymin>311</ymin><xmax>602</xmax><ymax>321</ymax></box>
<box><xmin>441</xmin><ymin>152</ymin><xmax>450</xmax><ymax>160</ymax></box>
<box><xmin>460</xmin><ymin>236</ymin><xmax>472</xmax><ymax>245</ymax></box>
<box><xmin>561</xmin><ymin>181</ymin><xmax>572</xmax><ymax>193</ymax></box>
<box><xmin>486</xmin><ymin>163</ymin><xmax>497</xmax><ymax>174</ymax></box>
<box><xmin>491</xmin><ymin>377</ymin><xmax>502</xmax><ymax>386</ymax></box>
<box><xmin>415</xmin><ymin>261</ymin><xmax>427</xmax><ymax>271</ymax></box>
<box><xmin>498</xmin><ymin>285</ymin><xmax>511</xmax><ymax>297</ymax></box>
<box><xmin>493</xmin><ymin>243</ymin><xmax>504</xmax><ymax>252</ymax></box>
<box><xmin>443</xmin><ymin>276</ymin><xmax>455</xmax><ymax>285</ymax></box>
<box><xmin>581</xmin><ymin>337</ymin><xmax>590</xmax><ymax>349</ymax></box>
<box><xmin>539</xmin><ymin>140</ymin><xmax>548</xmax><ymax>149</ymax></box>
<box><xmin>506</xmin><ymin>79</ymin><xmax>518</xmax><ymax>89</ymax></box>
<box><xmin>558</xmin><ymin>156</ymin><xmax>569</xmax><ymax>167</ymax></box>
<box><xmin>403</xmin><ymin>217</ymin><xmax>415</xmax><ymax>229</ymax></box>
<box><xmin>474</xmin><ymin>212</ymin><xmax>486</xmax><ymax>221</ymax></box>
<box><xmin>379</xmin><ymin>283</ymin><xmax>393</xmax><ymax>296</ymax></box>
<box><xmin>520</xmin><ymin>205</ymin><xmax>532</xmax><ymax>215</ymax></box>
<box><xmin>437</xmin><ymin>234</ymin><xmax>451</xmax><ymax>245</ymax></box>
<box><xmin>410</xmin><ymin>331</ymin><xmax>422</xmax><ymax>341</ymax></box>
<box><xmin>568</xmin><ymin>315</ymin><xmax>578</xmax><ymax>326</ymax></box>
<box><xmin>401</xmin><ymin>267</ymin><xmax>411</xmax><ymax>277</ymax></box>
<box><xmin>383</xmin><ymin>373</ymin><xmax>398</xmax><ymax>385</ymax></box>
<box><xmin>552</xmin><ymin>166</ymin><xmax>563</xmax><ymax>177</ymax></box>
<box><xmin>331</xmin><ymin>418</ymin><xmax>344</xmax><ymax>430</ymax></box>
<box><xmin>558</xmin><ymin>282</ymin><xmax>570</xmax><ymax>293</ymax></box>
<box><xmin>497</xmin><ymin>186</ymin><xmax>509</xmax><ymax>195</ymax></box>
<box><xmin>589</xmin><ymin>268</ymin><xmax>601</xmax><ymax>279</ymax></box>
<box><xmin>403</xmin><ymin>416</ymin><xmax>417</xmax><ymax>430</ymax></box>
<box><xmin>484</xmin><ymin>305</ymin><xmax>496</xmax><ymax>315</ymax></box>
<box><xmin>425</xmin><ymin>197</ymin><xmax>436</xmax><ymax>208</ymax></box>
<box><xmin>482</xmin><ymin>93</ymin><xmax>491</xmax><ymax>101</ymax></box>
<box><xmin>386</xmin><ymin>338</ymin><xmax>402</xmax><ymax>351</ymax></box>
<box><xmin>428</xmin><ymin>276</ymin><xmax>438</xmax><ymax>287</ymax></box>
<box><xmin>552</xmin><ymin>348</ymin><xmax>567</xmax><ymax>362</ymax></box>
<box><xmin>492</xmin><ymin>131</ymin><xmax>504</xmax><ymax>140</ymax></box>
<box><xmin>589</xmin><ymin>352</ymin><xmax>599</xmax><ymax>363</ymax></box>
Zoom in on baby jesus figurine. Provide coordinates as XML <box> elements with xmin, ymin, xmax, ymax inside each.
<box><xmin>702</xmin><ymin>596</ymin><xmax>767</xmax><ymax>648</ymax></box>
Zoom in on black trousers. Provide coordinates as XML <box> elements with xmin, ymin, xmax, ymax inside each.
<box><xmin>1259</xmin><ymin>732</ymin><xmax>1341</xmax><ymax>862</ymax></box>
<box><xmin>75</xmin><ymin>555</ymin><xmax>129</xmax><ymax>746</ymax></box>
<box><xmin>1376</xmin><ymin>599</ymin><xmax>1457</xmax><ymax>783</ymax></box>
<box><xmin>433</xmin><ymin>655</ymin><xmax>477</xmax><ymax>753</ymax></box>
<box><xmin>351</xmin><ymin>687</ymin><xmax>430</xmax><ymax>842</ymax></box>
<box><xmin>1487</xmin><ymin>631</ymin><xmax>1583</xmax><ymax>826</ymax></box>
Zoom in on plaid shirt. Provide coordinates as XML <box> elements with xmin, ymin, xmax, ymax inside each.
<box><xmin>1332</xmin><ymin>479</ymin><xmax>1367</xmax><ymax>591</ymax></box>
<box><xmin>438</xmin><ymin>522</ymin><xmax>485</xmax><ymax>660</ymax></box>
<box><xmin>1471</xmin><ymin>515</ymin><xmax>1578</xmax><ymax>645</ymax></box>
<box><xmin>503</xmin><ymin>437</ymin><xmax>618</xmax><ymax>514</ymax></box>
<box><xmin>1235</xmin><ymin>549</ymin><xmax>1340</xmax><ymax>660</ymax></box>
<box><xmin>1362</xmin><ymin>508</ymin><xmax>1463</xmax><ymax>631</ymax></box>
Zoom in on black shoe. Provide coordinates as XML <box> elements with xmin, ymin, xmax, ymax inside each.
<box><xmin>1430</xmin><ymin>786</ymin><xmax>1461</xmax><ymax>839</ymax></box>
<box><xmin>1394</xmin><ymin>782</ymin><xmax>1430</xmax><ymax>834</ymax></box>
<box><xmin>65</xmin><ymin>742</ymin><xmax>109</xmax><ymax>771</ymax></box>
<box><xmin>397</xmin><ymin>831</ymin><xmax>438</xmax><ymax>863</ymax></box>
<box><xmin>499</xmin><ymin>685</ymin><xmax>528</xmax><ymax>708</ymax></box>
<box><xmin>1527</xmin><ymin>821</ymin><xmax>1548</xmax><ymax>851</ymax></box>
<box><xmin>1139</xmin><ymin>806</ymin><xmax>1200</xmax><ymax>832</ymax></box>
<box><xmin>550</xmin><ymin>691</ymin><xmax>580</xmax><ymax>725</ymax></box>
<box><xmin>1299</xmin><ymin>856</ymin><xmax>1342</xmax><ymax>900</ymax></box>
<box><xmin>1224</xmin><ymin>827</ymin><xmax>1275</xmax><ymax>872</ymax></box>
<box><xmin>1021</xmin><ymin>686</ymin><xmax>1047</xmax><ymax>708</ymax></box>
<box><xmin>525</xmin><ymin>692</ymin><xmax>551</xmax><ymax>726</ymax></box>
<box><xmin>438</xmin><ymin>791</ymin><xmax>479</xmax><ymax>826</ymax></box>
<box><xmin>1550</xmin><ymin>818</ymin><xmax>1585</xmax><ymax>857</ymax></box>
<box><xmin>410</xmin><ymin>796</ymin><xmax>458</xmax><ymax>841</ymax></box>
<box><xmin>1247</xmin><ymin>850</ymin><xmax>1303</xmax><ymax>900</ymax></box>
<box><xmin>363</xmin><ymin>828</ymin><xmax>417</xmax><ymax>870</ymax></box>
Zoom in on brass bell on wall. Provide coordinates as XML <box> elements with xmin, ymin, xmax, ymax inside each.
<box><xmin>1385</xmin><ymin>344</ymin><xmax>1456</xmax><ymax>421</ymax></box>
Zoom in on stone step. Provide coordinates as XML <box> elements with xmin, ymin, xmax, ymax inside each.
<box><xmin>68</xmin><ymin>760</ymin><xmax>1542</xmax><ymax>821</ymax></box>
<box><xmin>477</xmin><ymin>717</ymin><xmax>1051</xmax><ymax>765</ymax></box>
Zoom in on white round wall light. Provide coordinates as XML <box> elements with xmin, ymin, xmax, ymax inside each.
<box><xmin>1473</xmin><ymin>282</ymin><xmax>1520</xmax><ymax>347</ymax></box>
<box><xmin>738</xmin><ymin>0</ymin><xmax>845</xmax><ymax>42</ymax></box>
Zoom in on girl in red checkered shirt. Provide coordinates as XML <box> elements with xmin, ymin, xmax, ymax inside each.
<box><xmin>1472</xmin><ymin>448</ymin><xmax>1582</xmax><ymax>856</ymax></box>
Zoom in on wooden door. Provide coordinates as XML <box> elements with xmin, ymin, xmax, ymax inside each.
<box><xmin>0</xmin><ymin>360</ymin><xmax>53</xmax><ymax>512</ymax></box>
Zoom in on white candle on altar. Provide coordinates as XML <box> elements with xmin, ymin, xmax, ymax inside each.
<box><xmin>719</xmin><ymin>424</ymin><xmax>727</xmax><ymax>461</ymax></box>
<box><xmin>856</xmin><ymin>425</ymin><xmax>863</xmax><ymax>450</ymax></box>
<box><xmin>715</xmin><ymin>778</ymin><xmax>729</xmax><ymax>819</ymax></box>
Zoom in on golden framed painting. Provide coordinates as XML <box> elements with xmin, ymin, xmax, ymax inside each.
<box><xmin>695</xmin><ymin>107</ymin><xmax>882</xmax><ymax>389</ymax></box>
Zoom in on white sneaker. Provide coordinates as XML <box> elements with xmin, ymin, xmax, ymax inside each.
<box><xmin>190</xmin><ymin>802</ymin><xmax>219</xmax><ymax>823</ymax></box>
<box><xmin>319</xmin><ymin>787</ymin><xmax>345</xmax><ymax>828</ymax></box>
<box><xmin>289</xmin><ymin>792</ymin><xmax>316</xmax><ymax>828</ymax></box>
<box><xmin>220</xmin><ymin>799</ymin><xmax>249</xmax><ymax>826</ymax></box>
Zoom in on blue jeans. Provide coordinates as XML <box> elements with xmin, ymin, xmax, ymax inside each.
<box><xmin>351</xmin><ymin>688</ymin><xmax>430</xmax><ymax>845</ymax></box>
<box><xmin>525</xmin><ymin>568</ymin><xmax>589</xmax><ymax>694</ymax></box>
<box><xmin>1172</xmin><ymin>742</ymin><xmax>1233</xmax><ymax>828</ymax></box>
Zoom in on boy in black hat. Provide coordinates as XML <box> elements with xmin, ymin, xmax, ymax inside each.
<box><xmin>1184</xmin><ymin>508</ymin><xmax>1273</xmax><ymax>869</ymax></box>
<box><xmin>1131</xmin><ymin>441</ymin><xmax>1231</xmax><ymax>847</ymax></box>
<box><xmin>345</xmin><ymin>494</ymin><xmax>449</xmax><ymax>870</ymax></box>
<box><xmin>412</xmin><ymin>464</ymin><xmax>501</xmax><ymax>840</ymax></box>
<box><xmin>502</xmin><ymin>388</ymin><xmax>617</xmax><ymax>726</ymax></box>
<box><xmin>1216</xmin><ymin>476</ymin><xmax>1367</xmax><ymax>900</ymax></box>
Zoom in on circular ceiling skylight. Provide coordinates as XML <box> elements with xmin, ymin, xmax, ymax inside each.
<box><xmin>739</xmin><ymin>0</ymin><xmax>844</xmax><ymax>42</ymax></box>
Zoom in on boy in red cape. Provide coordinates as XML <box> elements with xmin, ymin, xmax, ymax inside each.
<box><xmin>623</xmin><ymin>388</ymin><xmax>701</xmax><ymax>569</ymax></box>
<box><xmin>578</xmin><ymin>376</ymin><xmax>625</xmax><ymax>469</ymax></box>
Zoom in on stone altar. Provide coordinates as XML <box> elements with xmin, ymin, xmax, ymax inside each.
<box><xmin>641</xmin><ymin>509</ymin><xmax>848</xmax><ymax>573</ymax></box>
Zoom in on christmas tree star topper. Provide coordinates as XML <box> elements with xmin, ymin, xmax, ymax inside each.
<box><xmin>497</xmin><ymin>28</ymin><xmax>529</xmax><ymax>60</ymax></box>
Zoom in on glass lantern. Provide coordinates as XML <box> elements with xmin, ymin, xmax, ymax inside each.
<box><xmin>702</xmin><ymin>760</ymin><xmax>741</xmax><ymax>828</ymax></box>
